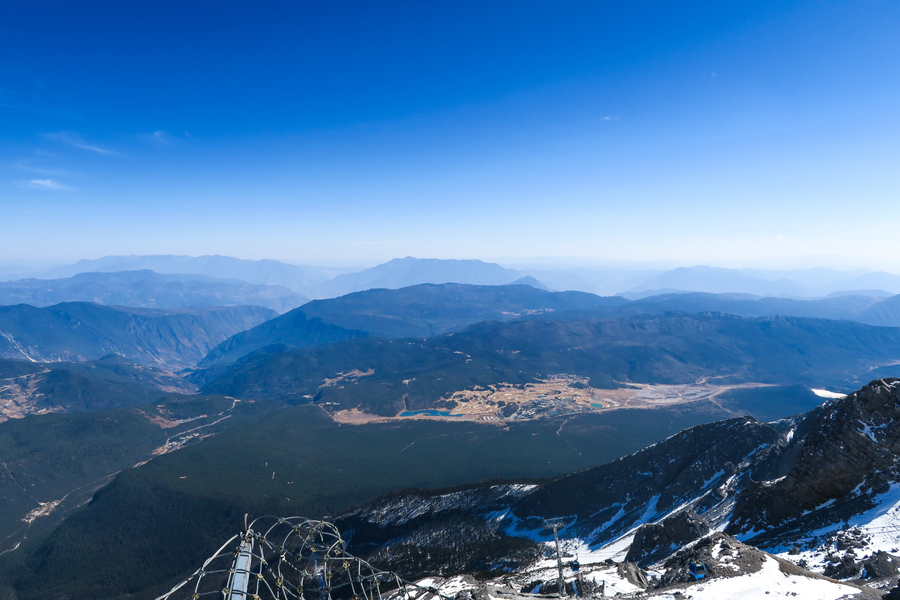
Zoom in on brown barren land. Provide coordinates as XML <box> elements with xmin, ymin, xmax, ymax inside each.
<box><xmin>331</xmin><ymin>374</ymin><xmax>774</xmax><ymax>425</ymax></box>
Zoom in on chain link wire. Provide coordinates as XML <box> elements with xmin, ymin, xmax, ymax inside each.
<box><xmin>156</xmin><ymin>516</ymin><xmax>452</xmax><ymax>600</ymax></box>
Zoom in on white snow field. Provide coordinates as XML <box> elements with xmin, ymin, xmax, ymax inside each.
<box><xmin>651</xmin><ymin>556</ymin><xmax>859</xmax><ymax>599</ymax></box>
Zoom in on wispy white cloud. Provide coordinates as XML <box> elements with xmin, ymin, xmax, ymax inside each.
<box><xmin>22</xmin><ymin>178</ymin><xmax>71</xmax><ymax>190</ymax></box>
<box><xmin>12</xmin><ymin>160</ymin><xmax>72</xmax><ymax>177</ymax></box>
<box><xmin>141</xmin><ymin>130</ymin><xmax>191</xmax><ymax>145</ymax></box>
<box><xmin>142</xmin><ymin>130</ymin><xmax>172</xmax><ymax>144</ymax></box>
<box><xmin>43</xmin><ymin>131</ymin><xmax>111</xmax><ymax>154</ymax></box>
<box><xmin>603</xmin><ymin>116</ymin><xmax>620</xmax><ymax>122</ymax></box>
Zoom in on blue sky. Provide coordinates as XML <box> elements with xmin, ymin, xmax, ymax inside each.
<box><xmin>2</xmin><ymin>1</ymin><xmax>899</xmax><ymax>266</ymax></box>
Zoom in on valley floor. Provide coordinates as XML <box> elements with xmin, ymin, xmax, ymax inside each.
<box><xmin>331</xmin><ymin>377</ymin><xmax>789</xmax><ymax>424</ymax></box>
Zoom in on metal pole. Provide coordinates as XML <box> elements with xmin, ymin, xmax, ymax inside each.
<box><xmin>552</xmin><ymin>524</ymin><xmax>564</xmax><ymax>598</ymax></box>
<box><xmin>229</xmin><ymin>534</ymin><xmax>254</xmax><ymax>600</ymax></box>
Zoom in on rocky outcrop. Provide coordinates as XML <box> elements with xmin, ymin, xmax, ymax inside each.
<box><xmin>616</xmin><ymin>562</ymin><xmax>650</xmax><ymax>588</ymax></box>
<box><xmin>626</xmin><ymin>510</ymin><xmax>711</xmax><ymax>565</ymax></box>
<box><xmin>859</xmin><ymin>551</ymin><xmax>900</xmax><ymax>581</ymax></box>
<box><xmin>729</xmin><ymin>378</ymin><xmax>900</xmax><ymax>540</ymax></box>
<box><xmin>657</xmin><ymin>533</ymin><xmax>765</xmax><ymax>587</ymax></box>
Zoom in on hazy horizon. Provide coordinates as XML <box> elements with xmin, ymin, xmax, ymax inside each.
<box><xmin>1</xmin><ymin>253</ymin><xmax>898</xmax><ymax>278</ymax></box>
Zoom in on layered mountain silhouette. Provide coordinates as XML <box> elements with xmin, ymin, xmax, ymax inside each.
<box><xmin>624</xmin><ymin>265</ymin><xmax>900</xmax><ymax>298</ymax></box>
<box><xmin>571</xmin><ymin>290</ymin><xmax>900</xmax><ymax>326</ymax></box>
<box><xmin>198</xmin><ymin>283</ymin><xmax>622</xmax><ymax>367</ymax></box>
<box><xmin>308</xmin><ymin>257</ymin><xmax>529</xmax><ymax>298</ymax></box>
<box><xmin>12</xmin><ymin>254</ymin><xmax>337</xmax><ymax>293</ymax></box>
<box><xmin>18</xmin><ymin>254</ymin><xmax>900</xmax><ymax>300</ymax></box>
<box><xmin>194</xmin><ymin>283</ymin><xmax>900</xmax><ymax>370</ymax></box>
<box><xmin>0</xmin><ymin>270</ymin><xmax>306</xmax><ymax>312</ymax></box>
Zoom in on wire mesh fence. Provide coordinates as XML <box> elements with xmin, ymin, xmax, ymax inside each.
<box><xmin>156</xmin><ymin>516</ymin><xmax>451</xmax><ymax>600</ymax></box>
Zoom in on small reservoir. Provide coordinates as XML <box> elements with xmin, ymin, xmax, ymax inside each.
<box><xmin>399</xmin><ymin>410</ymin><xmax>462</xmax><ymax>417</ymax></box>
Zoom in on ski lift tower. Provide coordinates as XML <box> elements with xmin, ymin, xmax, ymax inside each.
<box><xmin>543</xmin><ymin>518</ymin><xmax>571</xmax><ymax>598</ymax></box>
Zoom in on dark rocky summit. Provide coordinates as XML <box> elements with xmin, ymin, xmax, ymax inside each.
<box><xmin>729</xmin><ymin>378</ymin><xmax>900</xmax><ymax>542</ymax></box>
<box><xmin>625</xmin><ymin>510</ymin><xmax>711</xmax><ymax>565</ymax></box>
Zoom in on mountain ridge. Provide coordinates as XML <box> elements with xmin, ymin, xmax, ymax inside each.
<box><xmin>0</xmin><ymin>270</ymin><xmax>306</xmax><ymax>312</ymax></box>
<box><xmin>308</xmin><ymin>257</ymin><xmax>526</xmax><ymax>298</ymax></box>
<box><xmin>0</xmin><ymin>302</ymin><xmax>276</xmax><ymax>369</ymax></box>
<box><xmin>10</xmin><ymin>255</ymin><xmax>340</xmax><ymax>293</ymax></box>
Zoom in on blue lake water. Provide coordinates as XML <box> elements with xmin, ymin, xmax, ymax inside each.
<box><xmin>399</xmin><ymin>410</ymin><xmax>462</xmax><ymax>417</ymax></box>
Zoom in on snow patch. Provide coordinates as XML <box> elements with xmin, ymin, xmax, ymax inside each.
<box><xmin>812</xmin><ymin>389</ymin><xmax>846</xmax><ymax>399</ymax></box>
<box><xmin>701</xmin><ymin>470</ymin><xmax>725</xmax><ymax>489</ymax></box>
<box><xmin>654</xmin><ymin>556</ymin><xmax>859</xmax><ymax>599</ymax></box>
<box><xmin>858</xmin><ymin>420</ymin><xmax>888</xmax><ymax>443</ymax></box>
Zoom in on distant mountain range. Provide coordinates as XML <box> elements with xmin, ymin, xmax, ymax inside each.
<box><xmin>6</xmin><ymin>282</ymin><xmax>900</xmax><ymax>376</ymax></box>
<box><xmin>564</xmin><ymin>290</ymin><xmax>900</xmax><ymax>327</ymax></box>
<box><xmin>623</xmin><ymin>265</ymin><xmax>900</xmax><ymax>298</ymax></box>
<box><xmin>192</xmin><ymin>283</ymin><xmax>900</xmax><ymax>369</ymax></box>
<box><xmin>198</xmin><ymin>283</ymin><xmax>624</xmax><ymax>367</ymax></box>
<box><xmin>1</xmin><ymin>254</ymin><xmax>341</xmax><ymax>293</ymax></box>
<box><xmin>307</xmin><ymin>257</ymin><xmax>530</xmax><ymax>298</ymax></box>
<box><xmin>0</xmin><ymin>302</ymin><xmax>276</xmax><ymax>369</ymax></box>
<box><xmin>7</xmin><ymin>256</ymin><xmax>900</xmax><ymax>600</ymax></box>
<box><xmin>9</xmin><ymin>254</ymin><xmax>900</xmax><ymax>300</ymax></box>
<box><xmin>300</xmin><ymin>282</ymin><xmax>614</xmax><ymax>338</ymax></box>
<box><xmin>0</xmin><ymin>270</ymin><xmax>306</xmax><ymax>312</ymax></box>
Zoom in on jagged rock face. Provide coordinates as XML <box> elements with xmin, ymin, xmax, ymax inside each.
<box><xmin>337</xmin><ymin>484</ymin><xmax>537</xmax><ymax>547</ymax></box>
<box><xmin>625</xmin><ymin>510</ymin><xmax>711</xmax><ymax>565</ymax></box>
<box><xmin>823</xmin><ymin>552</ymin><xmax>861</xmax><ymax>579</ymax></box>
<box><xmin>652</xmin><ymin>532</ymin><xmax>851</xmax><ymax>593</ymax></box>
<box><xmin>818</xmin><ymin>549</ymin><xmax>900</xmax><ymax>583</ymax></box>
<box><xmin>520</xmin><ymin>577</ymin><xmax>605</xmax><ymax>597</ymax></box>
<box><xmin>512</xmin><ymin>416</ymin><xmax>780</xmax><ymax>545</ymax></box>
<box><xmin>657</xmin><ymin>533</ymin><xmax>767</xmax><ymax>587</ymax></box>
<box><xmin>860</xmin><ymin>551</ymin><xmax>900</xmax><ymax>581</ymax></box>
<box><xmin>355</xmin><ymin>513</ymin><xmax>540</xmax><ymax>579</ymax></box>
<box><xmin>728</xmin><ymin>378</ymin><xmax>900</xmax><ymax>538</ymax></box>
<box><xmin>616</xmin><ymin>562</ymin><xmax>649</xmax><ymax>588</ymax></box>
<box><xmin>336</xmin><ymin>485</ymin><xmax>541</xmax><ymax>580</ymax></box>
